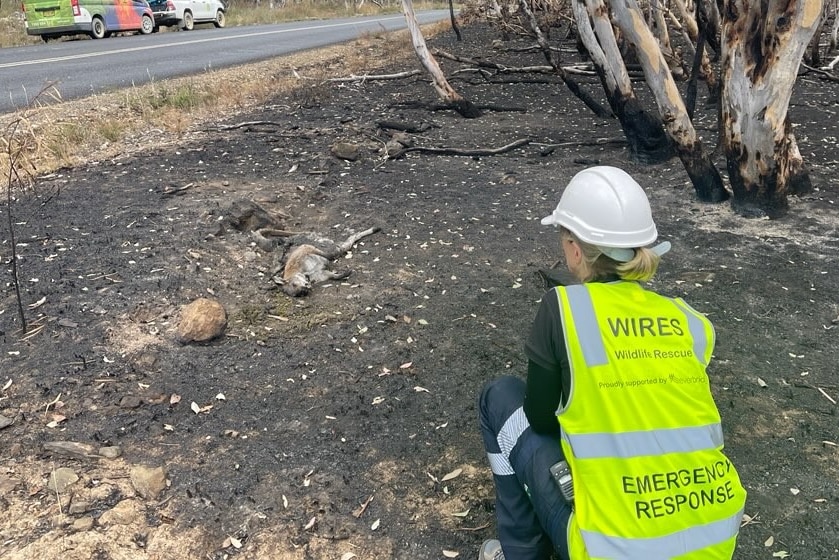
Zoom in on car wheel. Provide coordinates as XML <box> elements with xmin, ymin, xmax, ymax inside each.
<box><xmin>181</xmin><ymin>11</ymin><xmax>194</xmax><ymax>31</ymax></box>
<box><xmin>213</xmin><ymin>9</ymin><xmax>225</xmax><ymax>28</ymax></box>
<box><xmin>140</xmin><ymin>14</ymin><xmax>154</xmax><ymax>34</ymax></box>
<box><xmin>90</xmin><ymin>17</ymin><xmax>106</xmax><ymax>39</ymax></box>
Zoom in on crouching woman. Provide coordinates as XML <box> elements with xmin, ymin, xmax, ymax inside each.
<box><xmin>477</xmin><ymin>166</ymin><xmax>747</xmax><ymax>560</ymax></box>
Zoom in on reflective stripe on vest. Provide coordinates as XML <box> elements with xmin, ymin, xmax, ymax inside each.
<box><xmin>581</xmin><ymin>509</ymin><xmax>744</xmax><ymax>558</ymax></box>
<box><xmin>563</xmin><ymin>423</ymin><xmax>725</xmax><ymax>459</ymax></box>
<box><xmin>563</xmin><ymin>284</ymin><xmax>712</xmax><ymax>368</ymax></box>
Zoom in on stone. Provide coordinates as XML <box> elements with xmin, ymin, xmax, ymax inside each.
<box><xmin>48</xmin><ymin>467</ymin><xmax>79</xmax><ymax>493</ymax></box>
<box><xmin>119</xmin><ymin>395</ymin><xmax>142</xmax><ymax>409</ymax></box>
<box><xmin>71</xmin><ymin>516</ymin><xmax>94</xmax><ymax>532</ymax></box>
<box><xmin>68</xmin><ymin>499</ymin><xmax>90</xmax><ymax>514</ymax></box>
<box><xmin>330</xmin><ymin>142</ymin><xmax>361</xmax><ymax>161</ymax></box>
<box><xmin>176</xmin><ymin>298</ymin><xmax>227</xmax><ymax>343</ymax></box>
<box><xmin>130</xmin><ymin>465</ymin><xmax>167</xmax><ymax>500</ymax></box>
<box><xmin>0</xmin><ymin>475</ymin><xmax>20</xmax><ymax>495</ymax></box>
<box><xmin>391</xmin><ymin>132</ymin><xmax>414</xmax><ymax>147</ymax></box>
<box><xmin>43</xmin><ymin>441</ymin><xmax>98</xmax><ymax>459</ymax></box>
<box><xmin>385</xmin><ymin>139</ymin><xmax>404</xmax><ymax>157</ymax></box>
<box><xmin>224</xmin><ymin>199</ymin><xmax>282</xmax><ymax>232</ymax></box>
<box><xmin>9</xmin><ymin>443</ymin><xmax>21</xmax><ymax>457</ymax></box>
<box><xmin>98</xmin><ymin>446</ymin><xmax>122</xmax><ymax>459</ymax></box>
<box><xmin>99</xmin><ymin>499</ymin><xmax>140</xmax><ymax>526</ymax></box>
<box><xmin>0</xmin><ymin>415</ymin><xmax>12</xmax><ymax>430</ymax></box>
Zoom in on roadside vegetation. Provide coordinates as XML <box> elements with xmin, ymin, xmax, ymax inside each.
<box><xmin>0</xmin><ymin>18</ymin><xmax>449</xmax><ymax>180</ymax></box>
<box><xmin>0</xmin><ymin>0</ymin><xmax>443</xmax><ymax>47</ymax></box>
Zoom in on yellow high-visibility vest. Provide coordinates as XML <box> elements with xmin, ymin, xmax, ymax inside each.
<box><xmin>555</xmin><ymin>282</ymin><xmax>746</xmax><ymax>559</ymax></box>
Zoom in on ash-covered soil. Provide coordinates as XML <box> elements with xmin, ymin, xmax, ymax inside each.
<box><xmin>1</xmin><ymin>21</ymin><xmax>839</xmax><ymax>560</ymax></box>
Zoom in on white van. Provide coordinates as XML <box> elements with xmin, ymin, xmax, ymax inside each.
<box><xmin>154</xmin><ymin>0</ymin><xmax>226</xmax><ymax>30</ymax></box>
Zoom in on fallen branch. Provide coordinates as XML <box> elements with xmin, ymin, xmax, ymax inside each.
<box><xmin>160</xmin><ymin>182</ymin><xmax>195</xmax><ymax>197</ymax></box>
<box><xmin>393</xmin><ymin>100</ymin><xmax>526</xmax><ymax>113</ymax></box>
<box><xmin>800</xmin><ymin>62</ymin><xmax>839</xmax><ymax>83</ymax></box>
<box><xmin>329</xmin><ymin>70</ymin><xmax>422</xmax><ymax>82</ymax></box>
<box><xmin>388</xmin><ymin>138</ymin><xmax>531</xmax><ymax>159</ymax></box>
<box><xmin>434</xmin><ymin>49</ymin><xmax>597</xmax><ymax>76</ymax></box>
<box><xmin>377</xmin><ymin>120</ymin><xmax>437</xmax><ymax>133</ymax></box>
<box><xmin>210</xmin><ymin>121</ymin><xmax>284</xmax><ymax>131</ymax></box>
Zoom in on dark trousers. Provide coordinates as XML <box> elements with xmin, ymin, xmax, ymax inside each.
<box><xmin>478</xmin><ymin>376</ymin><xmax>572</xmax><ymax>560</ymax></box>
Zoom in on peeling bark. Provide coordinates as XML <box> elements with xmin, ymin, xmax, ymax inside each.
<box><xmin>610</xmin><ymin>0</ymin><xmax>727</xmax><ymax>201</ymax></box>
<box><xmin>573</xmin><ymin>0</ymin><xmax>672</xmax><ymax>162</ymax></box>
<box><xmin>721</xmin><ymin>0</ymin><xmax>822</xmax><ymax>217</ymax></box>
<box><xmin>401</xmin><ymin>0</ymin><xmax>481</xmax><ymax>118</ymax></box>
<box><xmin>649</xmin><ymin>0</ymin><xmax>685</xmax><ymax>78</ymax></box>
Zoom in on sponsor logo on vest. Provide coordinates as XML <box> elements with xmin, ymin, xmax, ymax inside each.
<box><xmin>607</xmin><ymin>317</ymin><xmax>685</xmax><ymax>337</ymax></box>
<box><xmin>621</xmin><ymin>460</ymin><xmax>737</xmax><ymax>519</ymax></box>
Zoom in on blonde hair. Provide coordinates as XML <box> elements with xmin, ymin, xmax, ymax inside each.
<box><xmin>560</xmin><ymin>228</ymin><xmax>659</xmax><ymax>283</ymax></box>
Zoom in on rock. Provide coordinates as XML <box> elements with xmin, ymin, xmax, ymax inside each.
<box><xmin>48</xmin><ymin>467</ymin><xmax>79</xmax><ymax>493</ymax></box>
<box><xmin>68</xmin><ymin>499</ymin><xmax>90</xmax><ymax>514</ymax></box>
<box><xmin>243</xmin><ymin>250</ymin><xmax>258</xmax><ymax>262</ymax></box>
<box><xmin>9</xmin><ymin>443</ymin><xmax>21</xmax><ymax>457</ymax></box>
<box><xmin>130</xmin><ymin>465</ymin><xmax>167</xmax><ymax>500</ymax></box>
<box><xmin>224</xmin><ymin>199</ymin><xmax>283</xmax><ymax>232</ymax></box>
<box><xmin>0</xmin><ymin>475</ymin><xmax>20</xmax><ymax>495</ymax></box>
<box><xmin>99</xmin><ymin>499</ymin><xmax>140</xmax><ymax>526</ymax></box>
<box><xmin>385</xmin><ymin>139</ymin><xmax>404</xmax><ymax>157</ymax></box>
<box><xmin>176</xmin><ymin>298</ymin><xmax>227</xmax><ymax>343</ymax></box>
<box><xmin>71</xmin><ymin>516</ymin><xmax>94</xmax><ymax>532</ymax></box>
<box><xmin>98</xmin><ymin>446</ymin><xmax>122</xmax><ymax>459</ymax></box>
<box><xmin>44</xmin><ymin>441</ymin><xmax>97</xmax><ymax>459</ymax></box>
<box><xmin>330</xmin><ymin>142</ymin><xmax>361</xmax><ymax>161</ymax></box>
<box><xmin>134</xmin><ymin>351</ymin><xmax>159</xmax><ymax>370</ymax></box>
<box><xmin>391</xmin><ymin>132</ymin><xmax>414</xmax><ymax>147</ymax></box>
<box><xmin>119</xmin><ymin>395</ymin><xmax>142</xmax><ymax>409</ymax></box>
<box><xmin>0</xmin><ymin>415</ymin><xmax>13</xmax><ymax>430</ymax></box>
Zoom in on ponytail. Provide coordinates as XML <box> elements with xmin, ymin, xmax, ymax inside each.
<box><xmin>560</xmin><ymin>228</ymin><xmax>660</xmax><ymax>283</ymax></box>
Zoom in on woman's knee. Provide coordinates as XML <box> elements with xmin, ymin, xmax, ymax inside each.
<box><xmin>479</xmin><ymin>375</ymin><xmax>525</xmax><ymax>408</ymax></box>
<box><xmin>478</xmin><ymin>375</ymin><xmax>527</xmax><ymax>430</ymax></box>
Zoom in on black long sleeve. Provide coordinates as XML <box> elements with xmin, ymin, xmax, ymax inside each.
<box><xmin>523</xmin><ymin>289</ymin><xmax>570</xmax><ymax>436</ymax></box>
<box><xmin>523</xmin><ymin>359</ymin><xmax>563</xmax><ymax>437</ymax></box>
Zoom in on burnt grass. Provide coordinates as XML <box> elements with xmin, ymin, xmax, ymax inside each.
<box><xmin>2</xmin><ymin>21</ymin><xmax>839</xmax><ymax>560</ymax></box>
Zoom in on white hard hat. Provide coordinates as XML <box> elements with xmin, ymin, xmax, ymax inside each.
<box><xmin>541</xmin><ymin>166</ymin><xmax>669</xmax><ymax>261</ymax></box>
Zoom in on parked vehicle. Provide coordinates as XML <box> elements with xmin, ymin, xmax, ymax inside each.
<box><xmin>22</xmin><ymin>0</ymin><xmax>155</xmax><ymax>40</ymax></box>
<box><xmin>145</xmin><ymin>0</ymin><xmax>175</xmax><ymax>28</ymax></box>
<box><xmin>154</xmin><ymin>0</ymin><xmax>225</xmax><ymax>31</ymax></box>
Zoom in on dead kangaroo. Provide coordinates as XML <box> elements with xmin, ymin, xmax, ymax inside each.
<box><xmin>277</xmin><ymin>227</ymin><xmax>380</xmax><ymax>296</ymax></box>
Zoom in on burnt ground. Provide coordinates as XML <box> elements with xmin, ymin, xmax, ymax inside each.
<box><xmin>2</xmin><ymin>21</ymin><xmax>839</xmax><ymax>560</ymax></box>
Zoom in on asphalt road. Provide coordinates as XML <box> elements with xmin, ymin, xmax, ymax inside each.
<box><xmin>0</xmin><ymin>10</ymin><xmax>449</xmax><ymax>114</ymax></box>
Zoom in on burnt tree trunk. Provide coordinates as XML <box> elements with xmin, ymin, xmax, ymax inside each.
<box><xmin>674</xmin><ymin>0</ymin><xmax>720</xmax><ymax>100</ymax></box>
<box><xmin>573</xmin><ymin>0</ymin><xmax>673</xmax><ymax>162</ymax></box>
<box><xmin>401</xmin><ymin>0</ymin><xmax>481</xmax><ymax>118</ymax></box>
<box><xmin>721</xmin><ymin>0</ymin><xmax>823</xmax><ymax>217</ymax></box>
<box><xmin>519</xmin><ymin>0</ymin><xmax>613</xmax><ymax>117</ymax></box>
<box><xmin>448</xmin><ymin>0</ymin><xmax>462</xmax><ymax>41</ymax></box>
<box><xmin>610</xmin><ymin>0</ymin><xmax>728</xmax><ymax>201</ymax></box>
